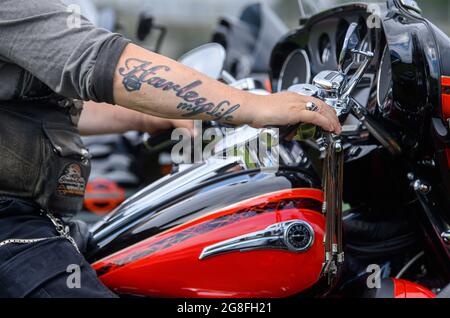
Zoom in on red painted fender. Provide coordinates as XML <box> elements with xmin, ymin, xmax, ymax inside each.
<box><xmin>393</xmin><ymin>279</ymin><xmax>436</xmax><ymax>298</ymax></box>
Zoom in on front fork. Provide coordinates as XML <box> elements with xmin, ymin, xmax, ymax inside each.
<box><xmin>321</xmin><ymin>133</ymin><xmax>345</xmax><ymax>285</ymax></box>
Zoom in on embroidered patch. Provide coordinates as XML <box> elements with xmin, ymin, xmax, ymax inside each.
<box><xmin>57</xmin><ymin>163</ymin><xmax>86</xmax><ymax>196</ymax></box>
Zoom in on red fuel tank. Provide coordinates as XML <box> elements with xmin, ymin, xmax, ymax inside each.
<box><xmin>93</xmin><ymin>189</ymin><xmax>325</xmax><ymax>298</ymax></box>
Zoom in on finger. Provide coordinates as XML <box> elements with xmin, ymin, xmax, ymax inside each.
<box><xmin>171</xmin><ymin>119</ymin><xmax>194</xmax><ymax>131</ymax></box>
<box><xmin>308</xmin><ymin>98</ymin><xmax>341</xmax><ymax>134</ymax></box>
<box><xmin>300</xmin><ymin>96</ymin><xmax>337</xmax><ymax>121</ymax></box>
<box><xmin>297</xmin><ymin>110</ymin><xmax>334</xmax><ymax>132</ymax></box>
<box><xmin>313</xmin><ymin>99</ymin><xmax>338</xmax><ymax>121</ymax></box>
<box><xmin>303</xmin><ymin>105</ymin><xmax>340</xmax><ymax>134</ymax></box>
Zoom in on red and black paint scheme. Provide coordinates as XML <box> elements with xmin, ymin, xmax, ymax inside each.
<box><xmin>93</xmin><ymin>189</ymin><xmax>325</xmax><ymax>297</ymax></box>
<box><xmin>87</xmin><ymin>162</ymin><xmax>326</xmax><ymax>297</ymax></box>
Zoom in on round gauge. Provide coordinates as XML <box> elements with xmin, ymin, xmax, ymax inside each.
<box><xmin>283</xmin><ymin>221</ymin><xmax>314</xmax><ymax>252</ymax></box>
<box><xmin>377</xmin><ymin>45</ymin><xmax>393</xmax><ymax>109</ymax></box>
<box><xmin>336</xmin><ymin>19</ymin><xmax>350</xmax><ymax>60</ymax></box>
<box><xmin>319</xmin><ymin>34</ymin><xmax>332</xmax><ymax>64</ymax></box>
<box><xmin>277</xmin><ymin>49</ymin><xmax>311</xmax><ymax>92</ymax></box>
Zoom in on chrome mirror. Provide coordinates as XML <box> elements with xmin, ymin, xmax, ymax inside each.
<box><xmin>338</xmin><ymin>23</ymin><xmax>360</xmax><ymax>74</ymax></box>
<box><xmin>178</xmin><ymin>43</ymin><xmax>226</xmax><ymax>80</ymax></box>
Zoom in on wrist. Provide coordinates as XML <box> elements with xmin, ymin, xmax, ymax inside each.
<box><xmin>238</xmin><ymin>91</ymin><xmax>266</xmax><ymax>127</ymax></box>
<box><xmin>137</xmin><ymin>112</ymin><xmax>153</xmax><ymax>133</ymax></box>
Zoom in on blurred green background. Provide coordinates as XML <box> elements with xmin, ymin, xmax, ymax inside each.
<box><xmin>91</xmin><ymin>0</ymin><xmax>450</xmax><ymax>58</ymax></box>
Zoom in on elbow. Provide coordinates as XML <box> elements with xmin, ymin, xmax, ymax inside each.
<box><xmin>58</xmin><ymin>33</ymin><xmax>130</xmax><ymax>104</ymax></box>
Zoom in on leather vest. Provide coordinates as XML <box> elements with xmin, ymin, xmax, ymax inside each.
<box><xmin>0</xmin><ymin>95</ymin><xmax>91</xmax><ymax>215</ymax></box>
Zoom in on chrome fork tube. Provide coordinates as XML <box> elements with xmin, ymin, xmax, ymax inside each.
<box><xmin>335</xmin><ymin>144</ymin><xmax>344</xmax><ymax>260</ymax></box>
<box><xmin>321</xmin><ymin>133</ymin><xmax>345</xmax><ymax>284</ymax></box>
<box><xmin>324</xmin><ymin>137</ymin><xmax>333</xmax><ymax>264</ymax></box>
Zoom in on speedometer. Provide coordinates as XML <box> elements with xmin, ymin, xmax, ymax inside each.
<box><xmin>277</xmin><ymin>49</ymin><xmax>311</xmax><ymax>92</ymax></box>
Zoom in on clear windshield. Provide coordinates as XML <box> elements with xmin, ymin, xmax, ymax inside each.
<box><xmin>297</xmin><ymin>0</ymin><xmax>383</xmax><ymax>18</ymax></box>
<box><xmin>296</xmin><ymin>0</ymin><xmax>449</xmax><ymax>36</ymax></box>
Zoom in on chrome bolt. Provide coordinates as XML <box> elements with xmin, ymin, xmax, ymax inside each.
<box><xmin>316</xmin><ymin>137</ymin><xmax>328</xmax><ymax>152</ymax></box>
<box><xmin>334</xmin><ymin>141</ymin><xmax>343</xmax><ymax>153</ymax></box>
<box><xmin>413</xmin><ymin>180</ymin><xmax>431</xmax><ymax>194</ymax></box>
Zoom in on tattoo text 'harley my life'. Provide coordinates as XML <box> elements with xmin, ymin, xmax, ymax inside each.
<box><xmin>118</xmin><ymin>58</ymin><xmax>240</xmax><ymax>122</ymax></box>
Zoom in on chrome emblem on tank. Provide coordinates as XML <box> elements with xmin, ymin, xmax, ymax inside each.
<box><xmin>199</xmin><ymin>220</ymin><xmax>314</xmax><ymax>260</ymax></box>
<box><xmin>284</xmin><ymin>222</ymin><xmax>314</xmax><ymax>252</ymax></box>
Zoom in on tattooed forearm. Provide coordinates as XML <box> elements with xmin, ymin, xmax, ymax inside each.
<box><xmin>118</xmin><ymin>58</ymin><xmax>241</xmax><ymax>122</ymax></box>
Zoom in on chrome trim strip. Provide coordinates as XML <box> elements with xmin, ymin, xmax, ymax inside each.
<box><xmin>199</xmin><ymin>220</ymin><xmax>314</xmax><ymax>260</ymax></box>
<box><xmin>92</xmin><ymin>158</ymin><xmax>243</xmax><ymax>240</ymax></box>
<box><xmin>377</xmin><ymin>45</ymin><xmax>391</xmax><ymax>109</ymax></box>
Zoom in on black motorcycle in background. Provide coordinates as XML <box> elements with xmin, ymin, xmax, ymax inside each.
<box><xmin>212</xmin><ymin>2</ymin><xmax>288</xmax><ymax>87</ymax></box>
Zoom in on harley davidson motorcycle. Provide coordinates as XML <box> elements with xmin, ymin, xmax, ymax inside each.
<box><xmin>211</xmin><ymin>2</ymin><xmax>288</xmax><ymax>86</ymax></box>
<box><xmin>79</xmin><ymin>0</ymin><xmax>450</xmax><ymax>298</ymax></box>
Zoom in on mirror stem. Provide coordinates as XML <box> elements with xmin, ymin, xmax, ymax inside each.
<box><xmin>341</xmin><ymin>57</ymin><xmax>372</xmax><ymax>100</ymax></box>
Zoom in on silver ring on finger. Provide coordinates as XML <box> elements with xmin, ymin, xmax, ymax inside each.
<box><xmin>306</xmin><ymin>101</ymin><xmax>320</xmax><ymax>112</ymax></box>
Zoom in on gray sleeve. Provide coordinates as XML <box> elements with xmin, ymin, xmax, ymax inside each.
<box><xmin>0</xmin><ymin>0</ymin><xmax>130</xmax><ymax>103</ymax></box>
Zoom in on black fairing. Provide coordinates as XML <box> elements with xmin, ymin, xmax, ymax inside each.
<box><xmin>271</xmin><ymin>1</ymin><xmax>444</xmax><ymax>151</ymax></box>
<box><xmin>270</xmin><ymin>0</ymin><xmax>449</xmax><ymax>199</ymax></box>
<box><xmin>87</xmin><ymin>162</ymin><xmax>319</xmax><ymax>262</ymax></box>
<box><xmin>268</xmin><ymin>0</ymin><xmax>449</xmax><ymax>279</ymax></box>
